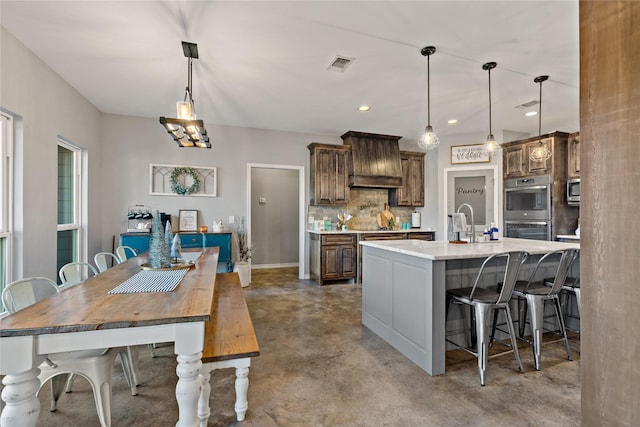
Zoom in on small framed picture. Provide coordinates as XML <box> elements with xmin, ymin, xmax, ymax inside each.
<box><xmin>451</xmin><ymin>144</ymin><xmax>491</xmax><ymax>164</ymax></box>
<box><xmin>178</xmin><ymin>210</ymin><xmax>198</xmax><ymax>232</ymax></box>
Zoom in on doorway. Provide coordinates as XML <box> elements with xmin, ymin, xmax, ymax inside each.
<box><xmin>247</xmin><ymin>164</ymin><xmax>305</xmax><ymax>279</ymax></box>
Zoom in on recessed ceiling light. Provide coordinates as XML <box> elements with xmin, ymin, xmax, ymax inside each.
<box><xmin>358</xmin><ymin>105</ymin><xmax>371</xmax><ymax>112</ymax></box>
<box><xmin>525</xmin><ymin>111</ymin><xmax>537</xmax><ymax>117</ymax></box>
<box><xmin>447</xmin><ymin>119</ymin><xmax>458</xmax><ymax>124</ymax></box>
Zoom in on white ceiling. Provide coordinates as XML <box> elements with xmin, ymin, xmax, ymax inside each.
<box><xmin>0</xmin><ymin>0</ymin><xmax>579</xmax><ymax>144</ymax></box>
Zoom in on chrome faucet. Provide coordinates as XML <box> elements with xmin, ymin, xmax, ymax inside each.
<box><xmin>456</xmin><ymin>203</ymin><xmax>476</xmax><ymax>243</ymax></box>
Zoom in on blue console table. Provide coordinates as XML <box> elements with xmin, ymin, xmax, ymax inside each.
<box><xmin>119</xmin><ymin>232</ymin><xmax>233</xmax><ymax>272</ymax></box>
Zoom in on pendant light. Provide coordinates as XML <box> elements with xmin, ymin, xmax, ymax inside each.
<box><xmin>417</xmin><ymin>46</ymin><xmax>440</xmax><ymax>150</ymax></box>
<box><xmin>529</xmin><ymin>75</ymin><xmax>552</xmax><ymax>162</ymax></box>
<box><xmin>159</xmin><ymin>41</ymin><xmax>211</xmax><ymax>148</ymax></box>
<box><xmin>482</xmin><ymin>62</ymin><xmax>500</xmax><ymax>154</ymax></box>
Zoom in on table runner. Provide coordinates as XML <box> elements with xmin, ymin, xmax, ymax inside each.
<box><xmin>108</xmin><ymin>269</ymin><xmax>189</xmax><ymax>294</ymax></box>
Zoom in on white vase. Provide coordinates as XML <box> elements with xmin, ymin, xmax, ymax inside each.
<box><xmin>233</xmin><ymin>261</ymin><xmax>251</xmax><ymax>287</ymax></box>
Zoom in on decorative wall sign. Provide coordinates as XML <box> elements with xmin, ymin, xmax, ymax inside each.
<box><xmin>178</xmin><ymin>210</ymin><xmax>198</xmax><ymax>232</ymax></box>
<box><xmin>150</xmin><ymin>164</ymin><xmax>217</xmax><ymax>197</ymax></box>
<box><xmin>450</xmin><ymin>144</ymin><xmax>491</xmax><ymax>164</ymax></box>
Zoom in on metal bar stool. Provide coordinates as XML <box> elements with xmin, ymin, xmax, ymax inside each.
<box><xmin>446</xmin><ymin>251</ymin><xmax>529</xmax><ymax>386</ymax></box>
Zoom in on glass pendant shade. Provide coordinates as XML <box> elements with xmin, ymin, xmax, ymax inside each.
<box><xmin>418</xmin><ymin>125</ymin><xmax>440</xmax><ymax>150</ymax></box>
<box><xmin>176</xmin><ymin>101</ymin><xmax>193</xmax><ymax>120</ymax></box>
<box><xmin>529</xmin><ymin>75</ymin><xmax>552</xmax><ymax>162</ymax></box>
<box><xmin>483</xmin><ymin>133</ymin><xmax>500</xmax><ymax>154</ymax></box>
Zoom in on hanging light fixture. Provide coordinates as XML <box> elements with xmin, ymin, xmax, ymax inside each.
<box><xmin>529</xmin><ymin>75</ymin><xmax>552</xmax><ymax>162</ymax></box>
<box><xmin>482</xmin><ymin>61</ymin><xmax>500</xmax><ymax>154</ymax></box>
<box><xmin>417</xmin><ymin>46</ymin><xmax>440</xmax><ymax>150</ymax></box>
<box><xmin>159</xmin><ymin>41</ymin><xmax>211</xmax><ymax>148</ymax></box>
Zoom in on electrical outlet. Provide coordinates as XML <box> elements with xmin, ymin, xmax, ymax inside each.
<box><xmin>229</xmin><ymin>216</ymin><xmax>235</xmax><ymax>224</ymax></box>
<box><xmin>308</xmin><ymin>216</ymin><xmax>315</xmax><ymax>224</ymax></box>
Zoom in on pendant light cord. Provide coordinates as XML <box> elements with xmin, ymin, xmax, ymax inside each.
<box><xmin>488</xmin><ymin>67</ymin><xmax>492</xmax><ymax>136</ymax></box>
<box><xmin>538</xmin><ymin>78</ymin><xmax>542</xmax><ymax>141</ymax></box>
<box><xmin>427</xmin><ymin>54</ymin><xmax>431</xmax><ymax>127</ymax></box>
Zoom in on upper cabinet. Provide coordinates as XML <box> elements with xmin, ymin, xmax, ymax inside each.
<box><xmin>567</xmin><ymin>132</ymin><xmax>580</xmax><ymax>178</ymax></box>
<box><xmin>308</xmin><ymin>143</ymin><xmax>351</xmax><ymax>206</ymax></box>
<box><xmin>389</xmin><ymin>151</ymin><xmax>425</xmax><ymax>207</ymax></box>
<box><xmin>502</xmin><ymin>132</ymin><xmax>570</xmax><ymax>179</ymax></box>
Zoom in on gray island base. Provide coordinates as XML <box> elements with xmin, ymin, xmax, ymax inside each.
<box><xmin>360</xmin><ymin>237</ymin><xmax>579</xmax><ymax>376</ymax></box>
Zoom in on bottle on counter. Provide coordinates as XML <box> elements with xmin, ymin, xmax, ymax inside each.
<box><xmin>490</xmin><ymin>222</ymin><xmax>499</xmax><ymax>240</ymax></box>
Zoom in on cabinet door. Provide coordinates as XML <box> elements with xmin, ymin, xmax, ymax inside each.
<box><xmin>333</xmin><ymin>149</ymin><xmax>351</xmax><ymax>204</ymax></box>
<box><xmin>340</xmin><ymin>245</ymin><xmax>357</xmax><ymax>277</ymax></box>
<box><xmin>504</xmin><ymin>145</ymin><xmax>527</xmax><ymax>178</ymax></box>
<box><xmin>389</xmin><ymin>152</ymin><xmax>425</xmax><ymax>207</ymax></box>
<box><xmin>204</xmin><ymin>233</ymin><xmax>232</xmax><ymax>269</ymax></box>
<box><xmin>321</xmin><ymin>245</ymin><xmax>342</xmax><ymax>279</ymax></box>
<box><xmin>568</xmin><ymin>134</ymin><xmax>580</xmax><ymax>178</ymax></box>
<box><xmin>525</xmin><ymin>138</ymin><xmax>552</xmax><ymax>175</ymax></box>
<box><xmin>315</xmin><ymin>148</ymin><xmax>335</xmax><ymax>205</ymax></box>
<box><xmin>409</xmin><ymin>232</ymin><xmax>435</xmax><ymax>241</ymax></box>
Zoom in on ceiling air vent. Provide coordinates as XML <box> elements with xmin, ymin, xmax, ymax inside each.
<box><xmin>513</xmin><ymin>99</ymin><xmax>540</xmax><ymax>109</ymax></box>
<box><xmin>328</xmin><ymin>55</ymin><xmax>355</xmax><ymax>72</ymax></box>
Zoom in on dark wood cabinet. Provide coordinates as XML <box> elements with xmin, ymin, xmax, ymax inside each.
<box><xmin>567</xmin><ymin>132</ymin><xmax>580</xmax><ymax>178</ymax></box>
<box><xmin>502</xmin><ymin>132</ymin><xmax>569</xmax><ymax>179</ymax></box>
<box><xmin>309</xmin><ymin>233</ymin><xmax>357</xmax><ymax>285</ymax></box>
<box><xmin>308</xmin><ymin>143</ymin><xmax>351</xmax><ymax>205</ymax></box>
<box><xmin>389</xmin><ymin>151</ymin><xmax>425</xmax><ymax>207</ymax></box>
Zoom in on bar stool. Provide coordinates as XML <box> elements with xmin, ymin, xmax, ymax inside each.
<box><xmin>545</xmin><ymin>249</ymin><xmax>581</xmax><ymax>323</ymax></box>
<box><xmin>446</xmin><ymin>251</ymin><xmax>528</xmax><ymax>386</ymax></box>
<box><xmin>511</xmin><ymin>248</ymin><xmax>578</xmax><ymax>370</ymax></box>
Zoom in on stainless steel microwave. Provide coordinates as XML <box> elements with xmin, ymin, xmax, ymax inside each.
<box><xmin>567</xmin><ymin>178</ymin><xmax>580</xmax><ymax>205</ymax></box>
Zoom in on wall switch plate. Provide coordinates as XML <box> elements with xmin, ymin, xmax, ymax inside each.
<box><xmin>229</xmin><ymin>216</ymin><xmax>235</xmax><ymax>224</ymax></box>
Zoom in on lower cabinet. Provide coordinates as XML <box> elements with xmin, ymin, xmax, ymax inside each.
<box><xmin>119</xmin><ymin>232</ymin><xmax>233</xmax><ymax>272</ymax></box>
<box><xmin>309</xmin><ymin>233</ymin><xmax>357</xmax><ymax>285</ymax></box>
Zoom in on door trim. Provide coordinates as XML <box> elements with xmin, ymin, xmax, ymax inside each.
<box><xmin>247</xmin><ymin>163</ymin><xmax>305</xmax><ymax>280</ymax></box>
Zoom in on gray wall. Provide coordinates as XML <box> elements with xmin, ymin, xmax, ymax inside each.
<box><xmin>251</xmin><ymin>168</ymin><xmax>299</xmax><ymax>266</ymax></box>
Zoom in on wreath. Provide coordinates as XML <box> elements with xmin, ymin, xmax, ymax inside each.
<box><xmin>170</xmin><ymin>167</ymin><xmax>200</xmax><ymax>195</ymax></box>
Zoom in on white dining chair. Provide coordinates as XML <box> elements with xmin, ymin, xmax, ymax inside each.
<box><xmin>115</xmin><ymin>245</ymin><xmax>137</xmax><ymax>263</ymax></box>
<box><xmin>59</xmin><ymin>261</ymin><xmax>98</xmax><ymax>287</ymax></box>
<box><xmin>94</xmin><ymin>252</ymin><xmax>122</xmax><ymax>273</ymax></box>
<box><xmin>2</xmin><ymin>277</ymin><xmax>136</xmax><ymax>426</ymax></box>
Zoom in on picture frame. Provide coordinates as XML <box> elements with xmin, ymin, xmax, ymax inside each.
<box><xmin>178</xmin><ymin>210</ymin><xmax>198</xmax><ymax>232</ymax></box>
<box><xmin>450</xmin><ymin>144</ymin><xmax>491</xmax><ymax>164</ymax></box>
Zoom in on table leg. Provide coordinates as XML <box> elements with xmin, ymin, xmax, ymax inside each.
<box><xmin>234</xmin><ymin>366</ymin><xmax>249</xmax><ymax>421</ymax></box>
<box><xmin>175</xmin><ymin>352</ymin><xmax>202</xmax><ymax>427</ymax></box>
<box><xmin>197</xmin><ymin>369</ymin><xmax>211</xmax><ymax>427</ymax></box>
<box><xmin>0</xmin><ymin>367</ymin><xmax>41</xmax><ymax>427</ymax></box>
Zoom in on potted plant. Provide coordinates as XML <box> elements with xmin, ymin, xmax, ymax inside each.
<box><xmin>233</xmin><ymin>217</ymin><xmax>254</xmax><ymax>287</ymax></box>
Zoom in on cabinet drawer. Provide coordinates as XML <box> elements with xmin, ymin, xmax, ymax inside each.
<box><xmin>360</xmin><ymin>233</ymin><xmax>407</xmax><ymax>241</ymax></box>
<box><xmin>321</xmin><ymin>234</ymin><xmax>356</xmax><ymax>245</ymax></box>
<box><xmin>409</xmin><ymin>232</ymin><xmax>435</xmax><ymax>241</ymax></box>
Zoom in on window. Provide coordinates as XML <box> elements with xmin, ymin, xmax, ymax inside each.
<box><xmin>57</xmin><ymin>141</ymin><xmax>81</xmax><ymax>278</ymax></box>
<box><xmin>0</xmin><ymin>113</ymin><xmax>12</xmax><ymax>310</ymax></box>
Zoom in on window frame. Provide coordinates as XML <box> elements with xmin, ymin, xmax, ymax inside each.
<box><xmin>57</xmin><ymin>139</ymin><xmax>82</xmax><ymax>263</ymax></box>
<box><xmin>1</xmin><ymin>112</ymin><xmax>13</xmax><ymax>298</ymax></box>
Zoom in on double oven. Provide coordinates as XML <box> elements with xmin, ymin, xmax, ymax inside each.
<box><xmin>504</xmin><ymin>175</ymin><xmax>552</xmax><ymax>241</ymax></box>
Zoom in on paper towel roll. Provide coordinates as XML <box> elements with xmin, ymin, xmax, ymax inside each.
<box><xmin>411</xmin><ymin>212</ymin><xmax>421</xmax><ymax>228</ymax></box>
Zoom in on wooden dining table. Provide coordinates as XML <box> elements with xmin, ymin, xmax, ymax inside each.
<box><xmin>0</xmin><ymin>247</ymin><xmax>219</xmax><ymax>427</ymax></box>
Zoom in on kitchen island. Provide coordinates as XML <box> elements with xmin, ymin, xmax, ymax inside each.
<box><xmin>360</xmin><ymin>238</ymin><xmax>579</xmax><ymax>376</ymax></box>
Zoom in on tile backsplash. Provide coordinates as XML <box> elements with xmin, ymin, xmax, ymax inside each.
<box><xmin>307</xmin><ymin>188</ymin><xmax>417</xmax><ymax>231</ymax></box>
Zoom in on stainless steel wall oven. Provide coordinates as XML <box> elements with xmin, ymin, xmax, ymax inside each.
<box><xmin>504</xmin><ymin>175</ymin><xmax>552</xmax><ymax>240</ymax></box>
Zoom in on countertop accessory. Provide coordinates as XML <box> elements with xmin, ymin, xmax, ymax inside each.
<box><xmin>482</xmin><ymin>61</ymin><xmax>501</xmax><ymax>155</ymax></box>
<box><xmin>417</xmin><ymin>46</ymin><xmax>440</xmax><ymax>150</ymax></box>
<box><xmin>529</xmin><ymin>75</ymin><xmax>552</xmax><ymax>162</ymax></box>
<box><xmin>159</xmin><ymin>41</ymin><xmax>210</xmax><ymax>148</ymax></box>
<box><xmin>377</xmin><ymin>204</ymin><xmax>395</xmax><ymax>229</ymax></box>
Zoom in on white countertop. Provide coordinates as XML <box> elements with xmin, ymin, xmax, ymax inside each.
<box><xmin>307</xmin><ymin>228</ymin><xmax>434</xmax><ymax>235</ymax></box>
<box><xmin>359</xmin><ymin>237</ymin><xmax>579</xmax><ymax>261</ymax></box>
<box><xmin>556</xmin><ymin>234</ymin><xmax>580</xmax><ymax>241</ymax></box>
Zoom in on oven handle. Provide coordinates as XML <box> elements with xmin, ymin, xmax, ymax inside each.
<box><xmin>505</xmin><ymin>221</ymin><xmax>550</xmax><ymax>225</ymax></box>
<box><xmin>505</xmin><ymin>185</ymin><xmax>548</xmax><ymax>192</ymax></box>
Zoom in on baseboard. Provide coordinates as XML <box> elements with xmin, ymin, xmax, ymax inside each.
<box><xmin>251</xmin><ymin>262</ymin><xmax>299</xmax><ymax>269</ymax></box>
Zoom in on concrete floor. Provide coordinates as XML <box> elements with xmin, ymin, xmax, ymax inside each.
<box><xmin>30</xmin><ymin>267</ymin><xmax>580</xmax><ymax>426</ymax></box>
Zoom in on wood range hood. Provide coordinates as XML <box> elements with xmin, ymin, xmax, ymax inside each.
<box><xmin>341</xmin><ymin>131</ymin><xmax>403</xmax><ymax>188</ymax></box>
